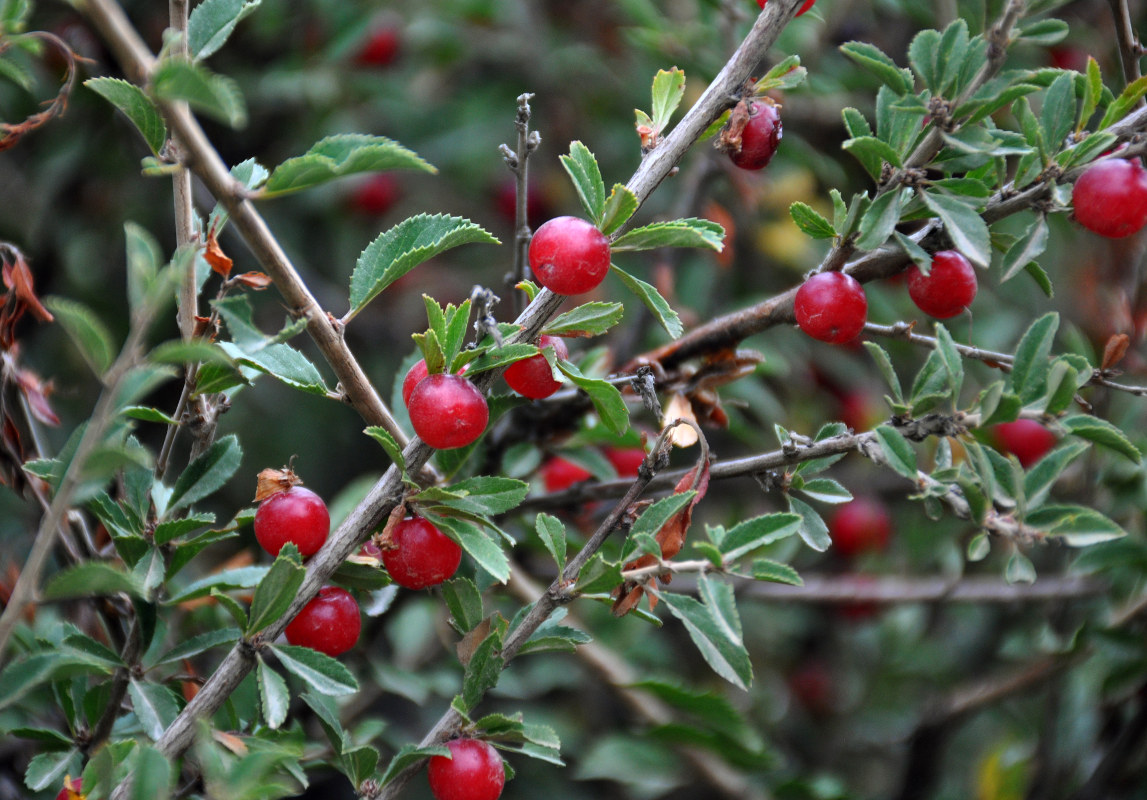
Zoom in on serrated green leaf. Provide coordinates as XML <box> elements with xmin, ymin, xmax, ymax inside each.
<box><xmin>1062</xmin><ymin>414</ymin><xmax>1141</xmax><ymax>463</ymax></box>
<box><xmin>908</xmin><ymin>28</ymin><xmax>942</xmax><ymax>92</ymax></box>
<box><xmin>1016</xmin><ymin>17</ymin><xmax>1069</xmax><ymax>45</ymax></box>
<box><xmin>790</xmin><ymin>202</ymin><xmax>836</xmax><ymax>239</ymax></box>
<box><xmin>167</xmin><ymin>434</ymin><xmax>241</xmax><ymax>514</ymax></box>
<box><xmin>432</xmin><ymin>514</ymin><xmax>510</xmax><ymax>583</ymax></box>
<box><xmin>43</xmin><ymin>562</ymin><xmax>143</xmax><ymax>600</ymax></box>
<box><xmin>920</xmin><ymin>191</ymin><xmax>991</xmax><ymax>268</ymax></box>
<box><xmin>654</xmin><ymin>584</ymin><xmax>752</xmax><ymax>690</ymax></box>
<box><xmin>844</xmin><ymin>135</ymin><xmax>903</xmax><ymax>174</ymax></box>
<box><xmin>165</xmin><ymin>564</ymin><xmax>269</xmax><ymax>604</ymax></box>
<box><xmin>219</xmin><ymin>341</ymin><xmax>329</xmax><ymax>395</ymax></box>
<box><xmin>1099</xmin><ymin>75</ymin><xmax>1147</xmax><ymax>129</ymax></box>
<box><xmin>560</xmin><ymin>141</ymin><xmax>607</xmax><ymax>222</ymax></box>
<box><xmin>855</xmin><ymin>186</ymin><xmax>903</xmax><ymax>250</ymax></box>
<box><xmin>341</xmin><ymin>745</ymin><xmax>380</xmax><ymax>787</ymax></box>
<box><xmin>1001</xmin><ymin>214</ymin><xmax>1049</xmax><ymax>282</ymax></box>
<box><xmin>934</xmin><ymin>323</ymin><xmax>964</xmax><ymax>401</ymax></box>
<box><xmin>348</xmin><ymin>214</ymin><xmax>498</xmax><ymax>315</ymax></box>
<box><xmin>787</xmin><ymin>495</ymin><xmax>831</xmax><ymax>552</ymax></box>
<box><xmin>1026</xmin><ymin>504</ymin><xmax>1126</xmax><ymax>546</ymax></box>
<box><xmin>576</xmin><ymin>553</ymin><xmax>624</xmax><ymax>595</ymax></box>
<box><xmin>364</xmin><ymin>426</ymin><xmax>407</xmax><ymax>473</ymax></box>
<box><xmin>798</xmin><ymin>478</ymin><xmax>853</xmax><ymax>505</ymax></box>
<box><xmin>719</xmin><ymin>512</ymin><xmax>801</xmax><ymax>561</ymax></box>
<box><xmin>261</xmin><ymin>134</ymin><xmax>433</xmax><ymax>197</ymax></box>
<box><xmin>441</xmin><ymin>577</ymin><xmax>484</xmax><ymax>634</ymax></box>
<box><xmin>417</xmin><ymin>476</ymin><xmax>529</xmax><ymax>516</ymax></box>
<box><xmin>151</xmin><ymin>58</ymin><xmax>246</xmax><ymax>127</ymax></box>
<box><xmin>129</xmin><ymin>678</ymin><xmax>180</xmax><ymax>740</ymax></box>
<box><xmin>841</xmin><ymin>107</ymin><xmax>873</xmax><ymax>139</ymax></box>
<box><xmin>461</xmin><ymin>626</ymin><xmax>504</xmax><ymax>710</ymax></box>
<box><xmin>24</xmin><ymin>749</ymin><xmax>81</xmax><ymax>792</ymax></box>
<box><xmin>44</xmin><ymin>296</ymin><xmax>116</xmax><ymax>376</ymax></box>
<box><xmin>1010</xmin><ymin>312</ymin><xmax>1058</xmax><ymax>403</ymax></box>
<box><xmin>1040</xmin><ymin>72</ymin><xmax>1077</xmax><ymax>153</ymax></box>
<box><xmin>271</xmin><ymin>644</ymin><xmax>358</xmax><ymax>696</ymax></box>
<box><xmin>610</xmin><ymin>264</ymin><xmax>682</xmax><ymax>339</ymax></box>
<box><xmin>756</xmin><ymin>54</ymin><xmax>807</xmax><ymax>92</ymax></box>
<box><xmin>256</xmin><ymin>655</ymin><xmax>289</xmax><ymax>729</ymax></box>
<box><xmin>863</xmin><ymin>341</ymin><xmax>904</xmax><ymax>403</ymax></box>
<box><xmin>599</xmin><ymin>184</ymin><xmax>640</xmax><ymax>236</ymax></box>
<box><xmin>875</xmin><ymin>425</ymin><xmax>918</xmax><ymax>479</ymax></box>
<box><xmin>611</xmin><ymin>218</ymin><xmax>725</xmax><ymax>252</ymax></box>
<box><xmin>555</xmin><ymin>359</ymin><xmax>630</xmax><ymax>436</ymax></box>
<box><xmin>153</xmin><ymin>627</ymin><xmax>241</xmax><ymax>666</ymax></box>
<box><xmin>751</xmin><ymin>559</ymin><xmax>803</xmax><ymax>585</ymax></box>
<box><xmin>650</xmin><ymin>66</ymin><xmax>686</xmax><ymax>129</ymax></box>
<box><xmin>85</xmin><ymin>77</ymin><xmax>166</xmax><ymax>154</ymax></box>
<box><xmin>519</xmin><ymin>616</ymin><xmax>592</xmax><ymax>656</ymax></box>
<box><xmin>378</xmin><ymin>744</ymin><xmax>451</xmax><ymax>787</ymax></box>
<box><xmin>188</xmin><ymin>0</ymin><xmax>262</xmax><ymax>60</ymax></box>
<box><xmin>543</xmin><ymin>301</ymin><xmax>624</xmax><ymax>338</ymax></box>
<box><xmin>247</xmin><ymin>544</ymin><xmax>305</xmax><ymax>635</ymax></box>
<box><xmin>840</xmin><ymin>41</ymin><xmax>913</xmax><ymax>95</ymax></box>
<box><xmin>1024</xmin><ymin>440</ymin><xmax>1090</xmax><ymax>507</ymax></box>
<box><xmin>535</xmin><ymin>513</ymin><xmax>567</xmax><ymax>570</ymax></box>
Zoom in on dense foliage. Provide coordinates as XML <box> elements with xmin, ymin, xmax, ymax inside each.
<box><xmin>1</xmin><ymin>1</ymin><xmax>1146</xmax><ymax>799</ymax></box>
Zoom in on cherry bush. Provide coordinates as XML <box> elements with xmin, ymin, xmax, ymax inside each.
<box><xmin>1</xmin><ymin>1</ymin><xmax>1146</xmax><ymax>799</ymax></box>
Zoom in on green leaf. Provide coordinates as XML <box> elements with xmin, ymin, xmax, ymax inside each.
<box><xmin>610</xmin><ymin>265</ymin><xmax>682</xmax><ymax>339</ymax></box>
<box><xmin>24</xmin><ymin>749</ymin><xmax>81</xmax><ymax>792</ymax></box>
<box><xmin>167</xmin><ymin>434</ymin><xmax>241</xmax><ymax>514</ymax></box>
<box><xmin>560</xmin><ymin>141</ymin><xmax>607</xmax><ymax>223</ymax></box>
<box><xmin>933</xmin><ymin>323</ymin><xmax>964</xmax><ymax>401</ymax></box>
<box><xmin>1099</xmin><ymin>74</ymin><xmax>1147</xmax><ymax>129</ymax></box>
<box><xmin>535</xmin><ymin>513</ymin><xmax>567</xmax><ymax>570</ymax></box>
<box><xmin>576</xmin><ymin>553</ymin><xmax>624</xmax><ymax>595</ymax></box>
<box><xmin>348</xmin><ymin>214</ymin><xmax>498</xmax><ymax>315</ymax></box>
<box><xmin>270</xmin><ymin>644</ymin><xmax>358</xmax><ymax>696</ymax></box>
<box><xmin>519</xmin><ymin>614</ymin><xmax>592</xmax><ymax>656</ymax></box>
<box><xmin>433</xmin><ymin>515</ymin><xmax>510</xmax><ymax>583</ymax></box>
<box><xmin>218</xmin><ymin>341</ymin><xmax>329</xmax><ymax>395</ymax></box>
<box><xmin>600</xmin><ymin>184</ymin><xmax>640</xmax><ymax>236</ymax></box>
<box><xmin>650</xmin><ymin>66</ymin><xmax>686</xmax><ymax>130</ymax></box>
<box><xmin>1061</xmin><ymin>414</ymin><xmax>1142</xmax><ymax>463</ymax></box>
<box><xmin>379</xmin><ymin>744</ymin><xmax>451</xmax><ymax>787</ymax></box>
<box><xmin>863</xmin><ymin>341</ymin><xmax>904</xmax><ymax>403</ymax></box>
<box><xmin>256</xmin><ymin>655</ymin><xmax>290</xmax><ymax>729</ymax></box>
<box><xmin>1024</xmin><ymin>440</ymin><xmax>1090</xmax><ymax>507</ymax></box>
<box><xmin>855</xmin><ymin>186</ymin><xmax>903</xmax><ymax>250</ymax></box>
<box><xmin>188</xmin><ymin>0</ymin><xmax>262</xmax><ymax>60</ymax></box>
<box><xmin>1016</xmin><ymin>17</ymin><xmax>1069</xmax><ymax>45</ymax></box>
<box><xmin>751</xmin><ymin>559</ymin><xmax>803</xmax><ymax>585</ymax></box>
<box><xmin>153</xmin><ymin>626</ymin><xmax>241</xmax><ymax>666</ymax></box>
<box><xmin>151</xmin><ymin>58</ymin><xmax>246</xmax><ymax>127</ymax></box>
<box><xmin>1005</xmin><ymin>551</ymin><xmax>1037</xmax><ymax>584</ymax></box>
<box><xmin>416</xmin><ymin>476</ymin><xmax>529</xmax><ymax>516</ymax></box>
<box><xmin>441</xmin><ymin>577</ymin><xmax>484</xmax><ymax>634</ymax></box>
<box><xmin>341</xmin><ymin>746</ymin><xmax>380</xmax><ymax>787</ymax></box>
<box><xmin>129</xmin><ymin>678</ymin><xmax>180</xmax><ymax>740</ymax></box>
<box><xmin>85</xmin><ymin>77</ymin><xmax>166</xmax><ymax>154</ymax></box>
<box><xmin>130</xmin><ymin>744</ymin><xmax>173</xmax><ymax>800</ymax></box>
<box><xmin>908</xmin><ymin>28</ymin><xmax>942</xmax><ymax>92</ymax></box>
<box><xmin>755</xmin><ymin>54</ymin><xmax>807</xmax><ymax>92</ymax></box>
<box><xmin>1025</xmin><ymin>504</ymin><xmax>1127</xmax><ymax>546</ymax></box>
<box><xmin>920</xmin><ymin>191</ymin><xmax>991</xmax><ymax>268</ymax></box>
<box><xmin>555</xmin><ymin>360</ymin><xmax>630</xmax><ymax>436</ymax></box>
<box><xmin>790</xmin><ymin>202</ymin><xmax>836</xmax><ymax>239</ymax></box>
<box><xmin>261</xmin><ymin>134</ymin><xmax>434</xmax><ymax>198</ymax></box>
<box><xmin>543</xmin><ymin>301</ymin><xmax>624</xmax><ymax>338</ymax></box>
<box><xmin>461</xmin><ymin>626</ymin><xmax>504</xmax><ymax>710</ymax></box>
<box><xmin>246</xmin><ymin>543</ymin><xmax>305</xmax><ymax>635</ymax></box>
<box><xmin>455</xmin><ymin>342</ymin><xmax>536</xmax><ymax>376</ymax></box>
<box><xmin>787</xmin><ymin>495</ymin><xmax>831</xmax><ymax>552</ymax></box>
<box><xmin>1001</xmin><ymin>214</ymin><xmax>1049</xmax><ymax>282</ymax></box>
<box><xmin>1041</xmin><ymin>72</ymin><xmax>1077</xmax><ymax>155</ymax></box>
<box><xmin>718</xmin><ymin>512</ymin><xmax>801</xmax><ymax>561</ymax></box>
<box><xmin>875</xmin><ymin>425</ymin><xmax>918</xmax><ymax>479</ymax></box>
<box><xmin>610</xmin><ymin>218</ymin><xmax>725</xmax><ymax>252</ymax></box>
<box><xmin>364</xmin><ymin>426</ymin><xmax>407</xmax><ymax>473</ymax></box>
<box><xmin>843</xmin><ymin>135</ymin><xmax>903</xmax><ymax>172</ymax></box>
<box><xmin>654</xmin><ymin>581</ymin><xmax>752</xmax><ymax>690</ymax></box>
<box><xmin>165</xmin><ymin>564</ymin><xmax>269</xmax><ymax>604</ymax></box>
<box><xmin>841</xmin><ymin>107</ymin><xmax>873</xmax><ymax>139</ymax></box>
<box><xmin>44</xmin><ymin>296</ymin><xmax>115</xmax><ymax>376</ymax></box>
<box><xmin>839</xmin><ymin>41</ymin><xmax>913</xmax><ymax>95</ymax></box>
<box><xmin>1009</xmin><ymin>312</ymin><xmax>1058</xmax><ymax>403</ymax></box>
<box><xmin>43</xmin><ymin>562</ymin><xmax>143</xmax><ymax>600</ymax></box>
<box><xmin>798</xmin><ymin>478</ymin><xmax>853</xmax><ymax>504</ymax></box>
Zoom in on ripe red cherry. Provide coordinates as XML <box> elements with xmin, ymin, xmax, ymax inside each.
<box><xmin>828</xmin><ymin>498</ymin><xmax>892</xmax><ymax>558</ymax></box>
<box><xmin>428</xmin><ymin>738</ymin><xmax>506</xmax><ymax>800</ymax></box>
<box><xmin>402</xmin><ymin>360</ymin><xmax>469</xmax><ymax>407</ymax></box>
<box><xmin>728</xmin><ymin>100</ymin><xmax>783</xmax><ymax>171</ymax></box>
<box><xmin>56</xmin><ymin>778</ymin><xmax>81</xmax><ymax>800</ymax></box>
<box><xmin>350</xmin><ymin>174</ymin><xmax>402</xmax><ymax>216</ymax></box>
<box><xmin>528</xmin><ymin>216</ymin><xmax>611</xmax><ymax>296</ymax></box>
<box><xmin>1072</xmin><ymin>158</ymin><xmax>1147</xmax><ymax>238</ymax></box>
<box><xmin>408</xmin><ymin>373</ymin><xmax>489</xmax><ymax>450</ymax></box>
<box><xmin>382</xmin><ymin>516</ymin><xmax>463</xmax><ymax>590</ymax></box>
<box><xmin>254</xmin><ymin>486</ymin><xmax>330</xmax><ymax>558</ymax></box>
<box><xmin>993</xmin><ymin>419</ymin><xmax>1057</xmax><ymax>468</ymax></box>
<box><xmin>540</xmin><ymin>457</ymin><xmax>591</xmax><ymax>492</ymax></box>
<box><xmin>284</xmin><ymin>586</ymin><xmax>361</xmax><ymax>657</ymax></box>
<box><xmin>604</xmin><ymin>446</ymin><xmax>645</xmax><ymax>478</ymax></box>
<box><xmin>906</xmin><ymin>250</ymin><xmax>978</xmax><ymax>319</ymax></box>
<box><xmin>757</xmin><ymin>0</ymin><xmax>816</xmax><ymax>15</ymax></box>
<box><xmin>503</xmin><ymin>335</ymin><xmax>568</xmax><ymax>399</ymax></box>
<box><xmin>794</xmin><ymin>271</ymin><xmax>868</xmax><ymax>344</ymax></box>
<box><xmin>354</xmin><ymin>26</ymin><xmax>400</xmax><ymax>67</ymax></box>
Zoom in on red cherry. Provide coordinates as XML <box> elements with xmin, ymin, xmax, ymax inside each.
<box><xmin>402</xmin><ymin>360</ymin><xmax>468</xmax><ymax>407</ymax></box>
<box><xmin>906</xmin><ymin>250</ymin><xmax>977</xmax><ymax>319</ymax></box>
<box><xmin>350</xmin><ymin>174</ymin><xmax>402</xmax><ymax>216</ymax></box>
<box><xmin>503</xmin><ymin>335</ymin><xmax>568</xmax><ymax>399</ymax></box>
<box><xmin>428</xmin><ymin>738</ymin><xmax>506</xmax><ymax>800</ymax></box>
<box><xmin>354</xmin><ymin>26</ymin><xmax>400</xmax><ymax>67</ymax></box>
<box><xmin>408</xmin><ymin>373</ymin><xmax>489</xmax><ymax>450</ymax></box>
<box><xmin>1072</xmin><ymin>158</ymin><xmax>1147</xmax><ymax>238</ymax></box>
<box><xmin>604</xmin><ymin>446</ymin><xmax>645</xmax><ymax>478</ymax></box>
<box><xmin>757</xmin><ymin>0</ymin><xmax>817</xmax><ymax>15</ymax></box>
<box><xmin>284</xmin><ymin>586</ymin><xmax>361</xmax><ymax>657</ymax></box>
<box><xmin>788</xmin><ymin>661</ymin><xmax>833</xmax><ymax>715</ymax></box>
<box><xmin>254</xmin><ymin>486</ymin><xmax>330</xmax><ymax>558</ymax></box>
<box><xmin>794</xmin><ymin>272</ymin><xmax>868</xmax><ymax>344</ymax></box>
<box><xmin>528</xmin><ymin>216</ymin><xmax>611</xmax><ymax>296</ymax></box>
<box><xmin>382</xmin><ymin>516</ymin><xmax>463</xmax><ymax>590</ymax></box>
<box><xmin>728</xmin><ymin>100</ymin><xmax>783</xmax><ymax>171</ymax></box>
<box><xmin>993</xmin><ymin>419</ymin><xmax>1057</xmax><ymax>468</ymax></box>
<box><xmin>540</xmin><ymin>457</ymin><xmax>592</xmax><ymax>493</ymax></box>
<box><xmin>828</xmin><ymin>498</ymin><xmax>892</xmax><ymax>558</ymax></box>
<box><xmin>56</xmin><ymin>778</ymin><xmax>81</xmax><ymax>800</ymax></box>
